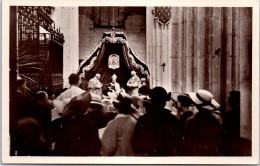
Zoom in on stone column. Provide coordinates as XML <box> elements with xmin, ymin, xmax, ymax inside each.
<box><xmin>239</xmin><ymin>7</ymin><xmax>252</xmax><ymax>140</ymax></box>
<box><xmin>146</xmin><ymin>7</ymin><xmax>172</xmax><ymax>92</ymax></box>
<box><xmin>51</xmin><ymin>7</ymin><xmax>79</xmax><ymax>88</ymax></box>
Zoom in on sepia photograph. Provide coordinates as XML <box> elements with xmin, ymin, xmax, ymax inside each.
<box><xmin>2</xmin><ymin>0</ymin><xmax>259</xmax><ymax>164</ymax></box>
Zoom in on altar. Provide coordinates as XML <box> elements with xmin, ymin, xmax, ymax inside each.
<box><xmin>78</xmin><ymin>31</ymin><xmax>150</xmax><ymax>90</ymax></box>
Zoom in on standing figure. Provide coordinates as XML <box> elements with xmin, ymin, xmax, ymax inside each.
<box><xmin>55</xmin><ymin>92</ymin><xmax>101</xmax><ymax>156</ymax></box>
<box><xmin>57</xmin><ymin>73</ymin><xmax>85</xmax><ymax>101</ymax></box>
<box><xmin>172</xmin><ymin>93</ymin><xmax>193</xmax><ymax>155</ymax></box>
<box><xmin>55</xmin><ymin>73</ymin><xmax>85</xmax><ymax>115</ymax></box>
<box><xmin>11</xmin><ymin>78</ymin><xmax>34</xmax><ymax>155</ymax></box>
<box><xmin>109</xmin><ymin>74</ymin><xmax>121</xmax><ymax>95</ymax></box>
<box><xmin>222</xmin><ymin>91</ymin><xmax>250</xmax><ymax>156</ymax></box>
<box><xmin>132</xmin><ymin>87</ymin><xmax>179</xmax><ymax>156</ymax></box>
<box><xmin>34</xmin><ymin>91</ymin><xmax>54</xmax><ymax>145</ymax></box>
<box><xmin>127</xmin><ymin>71</ymin><xmax>141</xmax><ymax>96</ymax></box>
<box><xmin>181</xmin><ymin>89</ymin><xmax>222</xmax><ymax>156</ymax></box>
<box><xmin>140</xmin><ymin>78</ymin><xmax>147</xmax><ymax>86</ymax></box>
<box><xmin>100</xmin><ymin>93</ymin><xmax>137</xmax><ymax>156</ymax></box>
<box><xmin>16</xmin><ymin>118</ymin><xmax>51</xmax><ymax>156</ymax></box>
<box><xmin>88</xmin><ymin>73</ymin><xmax>103</xmax><ymax>96</ymax></box>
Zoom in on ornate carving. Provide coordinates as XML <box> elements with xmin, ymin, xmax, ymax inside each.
<box><xmin>18</xmin><ymin>6</ymin><xmax>64</xmax><ymax>45</ymax></box>
<box><xmin>152</xmin><ymin>7</ymin><xmax>171</xmax><ymax>27</ymax></box>
<box><xmin>108</xmin><ymin>54</ymin><xmax>120</xmax><ymax>69</ymax></box>
<box><xmin>17</xmin><ymin>6</ymin><xmax>64</xmax><ymax>91</ymax></box>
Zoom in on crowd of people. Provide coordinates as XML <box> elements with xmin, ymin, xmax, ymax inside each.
<box><xmin>10</xmin><ymin>72</ymin><xmax>251</xmax><ymax>156</ymax></box>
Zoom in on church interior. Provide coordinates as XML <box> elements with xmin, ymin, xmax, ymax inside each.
<box><xmin>9</xmin><ymin>6</ymin><xmax>253</xmax><ymax>157</ymax></box>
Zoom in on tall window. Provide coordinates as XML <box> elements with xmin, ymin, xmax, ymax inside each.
<box><xmin>93</xmin><ymin>7</ymin><xmax>126</xmax><ymax>28</ymax></box>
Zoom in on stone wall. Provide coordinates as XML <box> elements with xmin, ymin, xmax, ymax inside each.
<box><xmin>79</xmin><ymin>7</ymin><xmax>146</xmax><ymax>62</ymax></box>
<box><xmin>147</xmin><ymin>7</ymin><xmax>252</xmax><ymax>140</ymax></box>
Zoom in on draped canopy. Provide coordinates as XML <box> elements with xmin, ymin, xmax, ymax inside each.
<box><xmin>78</xmin><ymin>32</ymin><xmax>150</xmax><ymax>89</ymax></box>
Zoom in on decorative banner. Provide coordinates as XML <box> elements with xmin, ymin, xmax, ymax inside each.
<box><xmin>152</xmin><ymin>7</ymin><xmax>171</xmax><ymax>26</ymax></box>
<box><xmin>108</xmin><ymin>54</ymin><xmax>120</xmax><ymax>69</ymax></box>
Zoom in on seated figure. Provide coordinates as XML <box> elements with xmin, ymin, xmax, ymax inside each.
<box><xmin>109</xmin><ymin>74</ymin><xmax>121</xmax><ymax>95</ymax></box>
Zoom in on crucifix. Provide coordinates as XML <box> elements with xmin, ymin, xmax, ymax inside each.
<box><xmin>111</xmin><ymin>7</ymin><xmax>116</xmax><ymax>30</ymax></box>
<box><xmin>161</xmin><ymin>63</ymin><xmax>166</xmax><ymax>72</ymax></box>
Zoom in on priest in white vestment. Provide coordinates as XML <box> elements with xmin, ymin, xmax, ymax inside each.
<box><xmin>88</xmin><ymin>73</ymin><xmax>103</xmax><ymax>96</ymax></box>
<box><xmin>53</xmin><ymin>73</ymin><xmax>85</xmax><ymax>118</ymax></box>
<box><xmin>127</xmin><ymin>71</ymin><xmax>141</xmax><ymax>96</ymax></box>
<box><xmin>109</xmin><ymin>74</ymin><xmax>121</xmax><ymax>95</ymax></box>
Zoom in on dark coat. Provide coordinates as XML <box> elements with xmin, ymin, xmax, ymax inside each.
<box><xmin>10</xmin><ymin>91</ymin><xmax>35</xmax><ymax>155</ymax></box>
<box><xmin>131</xmin><ymin>108</ymin><xmax>179</xmax><ymax>156</ymax></box>
<box><xmin>222</xmin><ymin>107</ymin><xmax>240</xmax><ymax>140</ymax></box>
<box><xmin>222</xmin><ymin>106</ymin><xmax>243</xmax><ymax>156</ymax></box>
<box><xmin>54</xmin><ymin>107</ymin><xmax>114</xmax><ymax>156</ymax></box>
<box><xmin>181</xmin><ymin>110</ymin><xmax>222</xmax><ymax>156</ymax></box>
<box><xmin>176</xmin><ymin>110</ymin><xmax>193</xmax><ymax>154</ymax></box>
<box><xmin>54</xmin><ymin>116</ymin><xmax>101</xmax><ymax>156</ymax></box>
<box><xmin>34</xmin><ymin>103</ymin><xmax>53</xmax><ymax>131</ymax></box>
<box><xmin>179</xmin><ymin>111</ymin><xmax>194</xmax><ymax>138</ymax></box>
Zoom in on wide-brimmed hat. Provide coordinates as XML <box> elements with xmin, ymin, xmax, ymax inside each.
<box><xmin>88</xmin><ymin>93</ymin><xmax>103</xmax><ymax>111</ymax></box>
<box><xmin>130</xmin><ymin>94</ymin><xmax>141</xmax><ymax>107</ymax></box>
<box><xmin>90</xmin><ymin>93</ymin><xmax>103</xmax><ymax>106</ymax></box>
<box><xmin>150</xmin><ymin>87</ymin><xmax>171</xmax><ymax>102</ymax></box>
<box><xmin>113</xmin><ymin>93</ymin><xmax>134</xmax><ymax>114</ymax></box>
<box><xmin>63</xmin><ymin>92</ymin><xmax>92</xmax><ymax>116</ymax></box>
<box><xmin>188</xmin><ymin>89</ymin><xmax>220</xmax><ymax>111</ymax></box>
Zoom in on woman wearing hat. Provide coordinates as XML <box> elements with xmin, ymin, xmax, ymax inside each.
<box><xmin>172</xmin><ymin>93</ymin><xmax>193</xmax><ymax>154</ymax></box>
<box><xmin>100</xmin><ymin>93</ymin><xmax>138</xmax><ymax>156</ymax></box>
<box><xmin>181</xmin><ymin>90</ymin><xmax>222</xmax><ymax>156</ymax></box>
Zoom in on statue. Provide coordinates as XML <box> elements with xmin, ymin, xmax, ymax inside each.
<box><xmin>109</xmin><ymin>74</ymin><xmax>121</xmax><ymax>95</ymax></box>
<box><xmin>127</xmin><ymin>71</ymin><xmax>141</xmax><ymax>96</ymax></box>
<box><xmin>141</xmin><ymin>78</ymin><xmax>147</xmax><ymax>86</ymax></box>
<box><xmin>88</xmin><ymin>73</ymin><xmax>103</xmax><ymax>96</ymax></box>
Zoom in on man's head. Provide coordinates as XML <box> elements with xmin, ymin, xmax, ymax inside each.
<box><xmin>138</xmin><ymin>85</ymin><xmax>150</xmax><ymax>96</ymax></box>
<box><xmin>176</xmin><ymin>95</ymin><xmax>193</xmax><ymax>112</ymax></box>
<box><xmin>95</xmin><ymin>73</ymin><xmax>101</xmax><ymax>80</ymax></box>
<box><xmin>69</xmin><ymin>73</ymin><xmax>80</xmax><ymax>85</ymax></box>
<box><xmin>113</xmin><ymin>93</ymin><xmax>134</xmax><ymax>114</ymax></box>
<box><xmin>36</xmin><ymin>91</ymin><xmax>54</xmax><ymax>108</ymax></box>
<box><xmin>150</xmin><ymin>87</ymin><xmax>169</xmax><ymax>108</ymax></box>
<box><xmin>36</xmin><ymin>91</ymin><xmax>48</xmax><ymax>102</ymax></box>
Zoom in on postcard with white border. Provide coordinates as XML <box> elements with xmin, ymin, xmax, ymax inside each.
<box><xmin>2</xmin><ymin>0</ymin><xmax>259</xmax><ymax>164</ymax></box>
